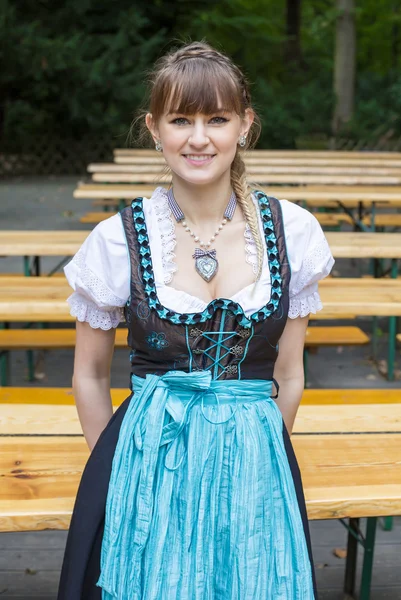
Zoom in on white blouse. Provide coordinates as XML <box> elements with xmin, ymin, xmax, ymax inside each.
<box><xmin>64</xmin><ymin>187</ymin><xmax>335</xmax><ymax>330</ymax></box>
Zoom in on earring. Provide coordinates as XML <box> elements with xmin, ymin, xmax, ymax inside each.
<box><xmin>238</xmin><ymin>135</ymin><xmax>247</xmax><ymax>148</ymax></box>
<box><xmin>155</xmin><ymin>140</ymin><xmax>163</xmax><ymax>152</ymax></box>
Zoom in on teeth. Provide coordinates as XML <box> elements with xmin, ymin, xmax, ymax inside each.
<box><xmin>186</xmin><ymin>155</ymin><xmax>213</xmax><ymax>161</ymax></box>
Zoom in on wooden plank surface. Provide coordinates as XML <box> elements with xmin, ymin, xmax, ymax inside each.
<box><xmin>88</xmin><ymin>162</ymin><xmax>401</xmax><ymax>176</ymax></box>
<box><xmin>0</xmin><ymin>326</ymin><xmax>368</xmax><ymax>350</ymax></box>
<box><xmin>91</xmin><ymin>171</ymin><xmax>401</xmax><ymax>185</ymax></box>
<box><xmin>114</xmin><ymin>154</ymin><xmax>401</xmax><ymax>168</ymax></box>
<box><xmin>0</xmin><ymin>432</ymin><xmax>400</xmax><ymax>530</ymax></box>
<box><xmin>114</xmin><ymin>149</ymin><xmax>401</xmax><ymax>159</ymax></box>
<box><xmin>0</xmin><ymin>387</ymin><xmax>129</xmax><ymax>406</ymax></box>
<box><xmin>0</xmin><ymin>327</ymin><xmax>128</xmax><ymax>349</ymax></box>
<box><xmin>3</xmin><ymin>230</ymin><xmax>401</xmax><ymax>259</ymax></box>
<box><xmin>0</xmin><ymin>231</ymin><xmax>88</xmax><ymax>256</ymax></box>
<box><xmin>327</xmin><ymin>231</ymin><xmax>401</xmax><ymax>258</ymax></box>
<box><xmin>73</xmin><ymin>183</ymin><xmax>401</xmax><ymax>204</ymax></box>
<box><xmin>1</xmin><ymin>401</ymin><xmax>399</xmax><ymax>436</ymax></box>
<box><xmin>0</xmin><ymin>277</ymin><xmax>401</xmax><ymax>320</ymax></box>
<box><xmin>2</xmin><ymin>387</ymin><xmax>400</xmax><ymax>406</ymax></box>
<box><xmin>79</xmin><ymin>209</ymin><xmax>401</xmax><ymax>229</ymax></box>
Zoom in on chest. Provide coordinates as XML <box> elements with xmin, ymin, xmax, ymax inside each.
<box><xmin>170</xmin><ymin>220</ymin><xmax>257</xmax><ymax>303</ymax></box>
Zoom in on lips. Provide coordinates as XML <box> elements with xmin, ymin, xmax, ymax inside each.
<box><xmin>182</xmin><ymin>154</ymin><xmax>216</xmax><ymax>166</ymax></box>
<box><xmin>183</xmin><ymin>154</ymin><xmax>215</xmax><ymax>161</ymax></box>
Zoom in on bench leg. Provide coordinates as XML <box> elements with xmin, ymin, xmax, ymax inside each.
<box><xmin>387</xmin><ymin>316</ymin><xmax>396</xmax><ymax>382</ymax></box>
<box><xmin>0</xmin><ymin>350</ymin><xmax>10</xmax><ymax>386</ymax></box>
<box><xmin>0</xmin><ymin>323</ymin><xmax>10</xmax><ymax>386</ymax></box>
<box><xmin>381</xmin><ymin>516</ymin><xmax>393</xmax><ymax>531</ymax></box>
<box><xmin>371</xmin><ymin>317</ymin><xmax>378</xmax><ymax>361</ymax></box>
<box><xmin>344</xmin><ymin>517</ymin><xmax>359</xmax><ymax>597</ymax></box>
<box><xmin>27</xmin><ymin>349</ymin><xmax>35</xmax><ymax>382</ymax></box>
<box><xmin>387</xmin><ymin>260</ymin><xmax>399</xmax><ymax>382</ymax></box>
<box><xmin>359</xmin><ymin>517</ymin><xmax>377</xmax><ymax>600</ymax></box>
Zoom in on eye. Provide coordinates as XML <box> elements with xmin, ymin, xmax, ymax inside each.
<box><xmin>171</xmin><ymin>117</ymin><xmax>190</xmax><ymax>126</ymax></box>
<box><xmin>210</xmin><ymin>116</ymin><xmax>229</xmax><ymax>124</ymax></box>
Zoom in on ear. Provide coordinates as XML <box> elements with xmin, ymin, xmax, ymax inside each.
<box><xmin>240</xmin><ymin>108</ymin><xmax>255</xmax><ymax>137</ymax></box>
<box><xmin>145</xmin><ymin>113</ymin><xmax>160</xmax><ymax>143</ymax></box>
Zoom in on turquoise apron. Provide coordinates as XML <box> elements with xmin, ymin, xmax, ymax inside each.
<box><xmin>97</xmin><ymin>370</ymin><xmax>314</xmax><ymax>599</ymax></box>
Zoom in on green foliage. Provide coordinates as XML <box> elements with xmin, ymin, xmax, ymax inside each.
<box><xmin>1</xmin><ymin>0</ymin><xmax>400</xmax><ymax>150</ymax></box>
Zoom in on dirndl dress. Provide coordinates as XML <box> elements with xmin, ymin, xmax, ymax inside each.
<box><xmin>57</xmin><ymin>192</ymin><xmax>318</xmax><ymax>599</ymax></box>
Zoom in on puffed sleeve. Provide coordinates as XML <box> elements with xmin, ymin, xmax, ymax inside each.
<box><xmin>63</xmin><ymin>214</ymin><xmax>130</xmax><ymax>330</ymax></box>
<box><xmin>280</xmin><ymin>200</ymin><xmax>335</xmax><ymax>319</ymax></box>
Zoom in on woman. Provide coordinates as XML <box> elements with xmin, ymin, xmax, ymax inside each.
<box><xmin>58</xmin><ymin>41</ymin><xmax>334</xmax><ymax>599</ymax></box>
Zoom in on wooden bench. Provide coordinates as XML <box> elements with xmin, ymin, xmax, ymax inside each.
<box><xmin>317</xmin><ymin>213</ymin><xmax>401</xmax><ymax>229</ymax></box>
<box><xmin>78</xmin><ymin>209</ymin><xmax>401</xmax><ymax>231</ymax></box>
<box><xmin>91</xmin><ymin>170</ymin><xmax>401</xmax><ymax>186</ymax></box>
<box><xmin>3</xmin><ymin>386</ymin><xmax>401</xmax><ymax>406</ymax></box>
<box><xmin>73</xmin><ymin>182</ymin><xmax>401</xmax><ymax>207</ymax></box>
<box><xmin>89</xmin><ymin>197</ymin><xmax>401</xmax><ymax>211</ymax></box>
<box><xmin>88</xmin><ymin>162</ymin><xmax>401</xmax><ymax>177</ymax></box>
<box><xmin>113</xmin><ymin>148</ymin><xmax>401</xmax><ymax>160</ymax></box>
<box><xmin>0</xmin><ymin>277</ymin><xmax>398</xmax><ymax>382</ymax></box>
<box><xmin>80</xmin><ymin>211</ymin><xmax>113</xmax><ymax>223</ymax></box>
<box><xmin>2</xmin><ymin>230</ymin><xmax>401</xmax><ymax>262</ymax></box>
<box><xmin>362</xmin><ymin>214</ymin><xmax>401</xmax><ymax>228</ymax></box>
<box><xmin>5</xmin><ymin>276</ymin><xmax>384</xmax><ymax>321</ymax></box>
<box><xmin>0</xmin><ymin>326</ymin><xmax>367</xmax><ymax>351</ymax></box>
<box><xmin>1</xmin><ymin>388</ymin><xmax>400</xmax><ymax>600</ymax></box>
<box><xmin>0</xmin><ymin>326</ymin><xmax>369</xmax><ymax>387</ymax></box>
<box><xmin>114</xmin><ymin>153</ymin><xmax>401</xmax><ymax>168</ymax></box>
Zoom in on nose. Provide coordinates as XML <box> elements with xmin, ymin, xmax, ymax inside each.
<box><xmin>188</xmin><ymin>120</ymin><xmax>210</xmax><ymax>147</ymax></box>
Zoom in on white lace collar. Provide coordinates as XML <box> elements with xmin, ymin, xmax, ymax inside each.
<box><xmin>149</xmin><ymin>187</ymin><xmax>259</xmax><ymax>286</ymax></box>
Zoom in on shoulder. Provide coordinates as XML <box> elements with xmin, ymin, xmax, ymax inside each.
<box><xmin>276</xmin><ymin>199</ymin><xmax>327</xmax><ymax>259</ymax></box>
<box><xmin>88</xmin><ymin>212</ymin><xmax>125</xmax><ymax>244</ymax></box>
<box><xmin>279</xmin><ymin>199</ymin><xmax>321</xmax><ymax>236</ymax></box>
<box><xmin>252</xmin><ymin>193</ymin><xmax>325</xmax><ymax>255</ymax></box>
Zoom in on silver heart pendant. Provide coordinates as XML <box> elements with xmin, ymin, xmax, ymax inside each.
<box><xmin>195</xmin><ymin>256</ymin><xmax>218</xmax><ymax>282</ymax></box>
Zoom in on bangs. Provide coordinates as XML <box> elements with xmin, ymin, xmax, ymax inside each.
<box><xmin>151</xmin><ymin>59</ymin><xmax>243</xmax><ymax>120</ymax></box>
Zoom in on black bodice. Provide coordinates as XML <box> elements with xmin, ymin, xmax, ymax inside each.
<box><xmin>120</xmin><ymin>192</ymin><xmax>291</xmax><ymax>381</ymax></box>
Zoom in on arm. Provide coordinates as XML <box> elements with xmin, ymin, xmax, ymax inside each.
<box><xmin>72</xmin><ymin>320</ymin><xmax>117</xmax><ymax>452</ymax></box>
<box><xmin>272</xmin><ymin>315</ymin><xmax>309</xmax><ymax>435</ymax></box>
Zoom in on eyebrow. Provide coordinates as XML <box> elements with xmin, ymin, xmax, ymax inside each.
<box><xmin>166</xmin><ymin>108</ymin><xmax>231</xmax><ymax>116</ymax></box>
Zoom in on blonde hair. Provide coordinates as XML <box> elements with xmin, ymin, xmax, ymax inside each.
<box><xmin>134</xmin><ymin>41</ymin><xmax>264</xmax><ymax>280</ymax></box>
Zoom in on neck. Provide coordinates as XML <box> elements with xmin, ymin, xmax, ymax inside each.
<box><xmin>170</xmin><ymin>172</ymin><xmax>234</xmax><ymax>226</ymax></box>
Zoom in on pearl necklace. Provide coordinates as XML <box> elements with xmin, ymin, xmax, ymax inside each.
<box><xmin>167</xmin><ymin>189</ymin><xmax>237</xmax><ymax>282</ymax></box>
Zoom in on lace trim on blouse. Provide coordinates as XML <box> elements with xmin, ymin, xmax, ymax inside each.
<box><xmin>71</xmin><ymin>248</ymin><xmax>127</xmax><ymax>307</ymax></box>
<box><xmin>152</xmin><ymin>187</ymin><xmax>177</xmax><ymax>284</ymax></box>
<box><xmin>244</xmin><ymin>223</ymin><xmax>258</xmax><ymax>275</ymax></box>
<box><xmin>290</xmin><ymin>237</ymin><xmax>332</xmax><ymax>297</ymax></box>
<box><xmin>67</xmin><ymin>293</ymin><xmax>125</xmax><ymax>330</ymax></box>
<box><xmin>287</xmin><ymin>237</ymin><xmax>331</xmax><ymax>318</ymax></box>
<box><xmin>153</xmin><ymin>188</ymin><xmax>258</xmax><ymax>281</ymax></box>
<box><xmin>66</xmin><ymin>248</ymin><xmax>126</xmax><ymax>329</ymax></box>
<box><xmin>288</xmin><ymin>291</ymin><xmax>323</xmax><ymax>319</ymax></box>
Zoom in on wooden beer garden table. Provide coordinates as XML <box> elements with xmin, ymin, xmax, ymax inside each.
<box><xmin>114</xmin><ymin>148</ymin><xmax>401</xmax><ymax>160</ymax></box>
<box><xmin>0</xmin><ymin>231</ymin><xmax>89</xmax><ymax>276</ymax></box>
<box><xmin>1</xmin><ymin>390</ymin><xmax>401</xmax><ymax>598</ymax></box>
<box><xmin>90</xmin><ymin>169</ymin><xmax>401</xmax><ymax>187</ymax></box>
<box><xmin>0</xmin><ymin>276</ymin><xmax>400</xmax><ymax>377</ymax></box>
<box><xmin>1</xmin><ymin>277</ymin><xmax>401</xmax><ymax>320</ymax></box>
<box><xmin>89</xmin><ymin>162</ymin><xmax>401</xmax><ymax>177</ymax></box>
<box><xmin>73</xmin><ymin>183</ymin><xmax>401</xmax><ymax>231</ymax></box>
<box><xmin>2</xmin><ymin>230</ymin><xmax>401</xmax><ymax>261</ymax></box>
<box><xmin>112</xmin><ymin>153</ymin><xmax>401</xmax><ymax>168</ymax></box>
<box><xmin>1</xmin><ymin>231</ymin><xmax>400</xmax><ymax>378</ymax></box>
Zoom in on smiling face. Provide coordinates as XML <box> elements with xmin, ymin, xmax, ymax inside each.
<box><xmin>145</xmin><ymin>56</ymin><xmax>254</xmax><ymax>187</ymax></box>
<box><xmin>147</xmin><ymin>108</ymin><xmax>252</xmax><ymax>186</ymax></box>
